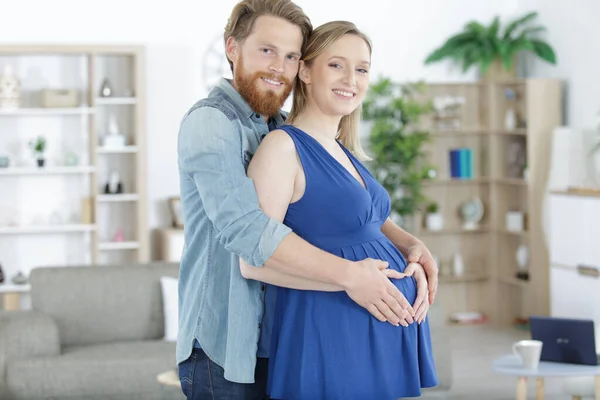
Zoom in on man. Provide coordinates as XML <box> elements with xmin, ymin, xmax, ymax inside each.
<box><xmin>176</xmin><ymin>0</ymin><xmax>439</xmax><ymax>398</ymax></box>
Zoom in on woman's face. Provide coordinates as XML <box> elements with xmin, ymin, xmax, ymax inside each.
<box><xmin>301</xmin><ymin>34</ymin><xmax>371</xmax><ymax>118</ymax></box>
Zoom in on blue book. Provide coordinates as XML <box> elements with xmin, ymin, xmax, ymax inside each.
<box><xmin>467</xmin><ymin>148</ymin><xmax>474</xmax><ymax>178</ymax></box>
<box><xmin>460</xmin><ymin>148</ymin><xmax>473</xmax><ymax>179</ymax></box>
<box><xmin>459</xmin><ymin>148</ymin><xmax>467</xmax><ymax>178</ymax></box>
<box><xmin>449</xmin><ymin>149</ymin><xmax>461</xmax><ymax>178</ymax></box>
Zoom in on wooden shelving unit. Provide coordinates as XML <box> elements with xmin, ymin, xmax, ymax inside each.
<box><xmin>415</xmin><ymin>78</ymin><xmax>563</xmax><ymax>325</ymax></box>
<box><xmin>0</xmin><ymin>45</ymin><xmax>148</xmax><ymax>299</ymax></box>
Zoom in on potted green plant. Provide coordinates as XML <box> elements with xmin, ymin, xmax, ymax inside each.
<box><xmin>29</xmin><ymin>136</ymin><xmax>46</xmax><ymax>167</ymax></box>
<box><xmin>363</xmin><ymin>77</ymin><xmax>434</xmax><ymax>232</ymax></box>
<box><xmin>423</xmin><ymin>11</ymin><xmax>557</xmax><ymax>81</ymax></box>
<box><xmin>425</xmin><ymin>202</ymin><xmax>443</xmax><ymax>231</ymax></box>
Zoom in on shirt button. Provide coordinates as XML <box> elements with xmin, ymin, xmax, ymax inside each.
<box><xmin>254</xmin><ymin>113</ymin><xmax>260</xmax><ymax>119</ymax></box>
<box><xmin>258</xmin><ymin>323</ymin><xmax>262</xmax><ymax>329</ymax></box>
<box><xmin>261</xmin><ymin>285</ymin><xmax>265</xmax><ymax>291</ymax></box>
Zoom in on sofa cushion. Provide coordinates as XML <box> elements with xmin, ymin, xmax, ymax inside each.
<box><xmin>30</xmin><ymin>263</ymin><xmax>179</xmax><ymax>347</ymax></box>
<box><xmin>6</xmin><ymin>340</ymin><xmax>177</xmax><ymax>399</ymax></box>
<box><xmin>160</xmin><ymin>276</ymin><xmax>179</xmax><ymax>342</ymax></box>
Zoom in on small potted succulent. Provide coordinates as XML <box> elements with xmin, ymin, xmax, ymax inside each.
<box><xmin>425</xmin><ymin>202</ymin><xmax>444</xmax><ymax>231</ymax></box>
<box><xmin>29</xmin><ymin>136</ymin><xmax>46</xmax><ymax>167</ymax></box>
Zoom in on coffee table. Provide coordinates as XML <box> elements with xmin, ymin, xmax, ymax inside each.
<box><xmin>492</xmin><ymin>354</ymin><xmax>600</xmax><ymax>400</ymax></box>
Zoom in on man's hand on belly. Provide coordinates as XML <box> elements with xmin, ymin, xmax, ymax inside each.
<box><xmin>406</xmin><ymin>241</ymin><xmax>439</xmax><ymax>306</ymax></box>
<box><xmin>344</xmin><ymin>259</ymin><xmax>416</xmax><ymax>327</ymax></box>
<box><xmin>403</xmin><ymin>262</ymin><xmax>429</xmax><ymax>324</ymax></box>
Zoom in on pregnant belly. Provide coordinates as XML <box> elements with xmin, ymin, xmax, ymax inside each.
<box><xmin>276</xmin><ymin>235</ymin><xmax>418</xmax><ymax>319</ymax></box>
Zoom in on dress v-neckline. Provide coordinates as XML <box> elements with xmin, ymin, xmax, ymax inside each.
<box><xmin>289</xmin><ymin>125</ymin><xmax>369</xmax><ymax>193</ymax></box>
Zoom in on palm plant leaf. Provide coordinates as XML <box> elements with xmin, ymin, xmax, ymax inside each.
<box><xmin>465</xmin><ymin>21</ymin><xmax>487</xmax><ymax>36</ymax></box>
<box><xmin>497</xmin><ymin>41</ymin><xmax>513</xmax><ymax>70</ymax></box>
<box><xmin>423</xmin><ymin>11</ymin><xmax>556</xmax><ymax>73</ymax></box>
<box><xmin>508</xmin><ymin>37</ymin><xmax>534</xmax><ymax>53</ymax></box>
<box><xmin>424</xmin><ymin>32</ymin><xmax>477</xmax><ymax>63</ymax></box>
<box><xmin>488</xmin><ymin>16</ymin><xmax>501</xmax><ymax>39</ymax></box>
<box><xmin>520</xmin><ymin>26</ymin><xmax>547</xmax><ymax>36</ymax></box>
<box><xmin>530</xmin><ymin>40</ymin><xmax>557</xmax><ymax>64</ymax></box>
<box><xmin>502</xmin><ymin>11</ymin><xmax>538</xmax><ymax>39</ymax></box>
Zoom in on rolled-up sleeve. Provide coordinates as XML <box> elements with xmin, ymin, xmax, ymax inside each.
<box><xmin>177</xmin><ymin>107</ymin><xmax>292</xmax><ymax>266</ymax></box>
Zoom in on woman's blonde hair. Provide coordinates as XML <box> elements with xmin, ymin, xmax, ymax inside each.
<box><xmin>288</xmin><ymin>21</ymin><xmax>372</xmax><ymax>161</ymax></box>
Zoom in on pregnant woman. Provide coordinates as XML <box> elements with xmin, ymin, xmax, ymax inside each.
<box><xmin>240</xmin><ymin>20</ymin><xmax>438</xmax><ymax>399</ymax></box>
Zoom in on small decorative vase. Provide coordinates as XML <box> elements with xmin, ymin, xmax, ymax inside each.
<box><xmin>11</xmin><ymin>271</ymin><xmax>28</xmax><ymax>285</ymax></box>
<box><xmin>104</xmin><ymin>171</ymin><xmax>124</xmax><ymax>194</ymax></box>
<box><xmin>452</xmin><ymin>253</ymin><xmax>465</xmax><ymax>276</ymax></box>
<box><xmin>504</xmin><ymin>88</ymin><xmax>518</xmax><ymax>130</ymax></box>
<box><xmin>425</xmin><ymin>213</ymin><xmax>444</xmax><ymax>231</ymax></box>
<box><xmin>65</xmin><ymin>151</ymin><xmax>79</xmax><ymax>166</ymax></box>
<box><xmin>504</xmin><ymin>108</ymin><xmax>517</xmax><ymax>130</ymax></box>
<box><xmin>440</xmin><ymin>261</ymin><xmax>452</xmax><ymax>277</ymax></box>
<box><xmin>516</xmin><ymin>245</ymin><xmax>530</xmax><ymax>280</ymax></box>
<box><xmin>0</xmin><ymin>65</ymin><xmax>20</xmax><ymax>109</ymax></box>
<box><xmin>99</xmin><ymin>78</ymin><xmax>112</xmax><ymax>97</ymax></box>
<box><xmin>113</xmin><ymin>228</ymin><xmax>125</xmax><ymax>242</ymax></box>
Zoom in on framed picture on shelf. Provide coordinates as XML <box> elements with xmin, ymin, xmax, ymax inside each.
<box><xmin>168</xmin><ymin>196</ymin><xmax>183</xmax><ymax>228</ymax></box>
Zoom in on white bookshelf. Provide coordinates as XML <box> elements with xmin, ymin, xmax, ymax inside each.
<box><xmin>95</xmin><ymin>97</ymin><xmax>137</xmax><ymax>105</ymax></box>
<box><xmin>0</xmin><ymin>166</ymin><xmax>95</xmax><ymax>175</ymax></box>
<box><xmin>98</xmin><ymin>241</ymin><xmax>139</xmax><ymax>250</ymax></box>
<box><xmin>0</xmin><ymin>107</ymin><xmax>94</xmax><ymax>116</ymax></box>
<box><xmin>96</xmin><ymin>146</ymin><xmax>139</xmax><ymax>154</ymax></box>
<box><xmin>0</xmin><ymin>284</ymin><xmax>31</xmax><ymax>294</ymax></box>
<box><xmin>0</xmin><ymin>45</ymin><xmax>148</xmax><ymax>302</ymax></box>
<box><xmin>96</xmin><ymin>194</ymin><xmax>139</xmax><ymax>202</ymax></box>
<box><xmin>0</xmin><ymin>224</ymin><xmax>96</xmax><ymax>234</ymax></box>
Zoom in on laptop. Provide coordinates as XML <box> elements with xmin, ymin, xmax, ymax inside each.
<box><xmin>529</xmin><ymin>315</ymin><xmax>600</xmax><ymax>365</ymax></box>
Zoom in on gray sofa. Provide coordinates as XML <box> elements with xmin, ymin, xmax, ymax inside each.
<box><xmin>0</xmin><ymin>263</ymin><xmax>183</xmax><ymax>400</ymax></box>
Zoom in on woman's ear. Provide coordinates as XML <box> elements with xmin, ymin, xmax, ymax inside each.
<box><xmin>298</xmin><ymin>60</ymin><xmax>311</xmax><ymax>85</ymax></box>
<box><xmin>225</xmin><ymin>37</ymin><xmax>239</xmax><ymax>65</ymax></box>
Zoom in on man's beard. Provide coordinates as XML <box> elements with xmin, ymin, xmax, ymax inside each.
<box><xmin>234</xmin><ymin>56</ymin><xmax>293</xmax><ymax>117</ymax></box>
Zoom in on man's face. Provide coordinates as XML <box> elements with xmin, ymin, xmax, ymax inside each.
<box><xmin>227</xmin><ymin>15</ymin><xmax>303</xmax><ymax>117</ymax></box>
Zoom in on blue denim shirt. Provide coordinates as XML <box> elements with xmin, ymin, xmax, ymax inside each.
<box><xmin>176</xmin><ymin>78</ymin><xmax>292</xmax><ymax>383</ymax></box>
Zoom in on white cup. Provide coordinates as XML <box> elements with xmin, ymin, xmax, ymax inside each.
<box><xmin>513</xmin><ymin>340</ymin><xmax>543</xmax><ymax>369</ymax></box>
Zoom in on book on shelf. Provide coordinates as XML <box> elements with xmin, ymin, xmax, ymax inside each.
<box><xmin>449</xmin><ymin>147</ymin><xmax>474</xmax><ymax>179</ymax></box>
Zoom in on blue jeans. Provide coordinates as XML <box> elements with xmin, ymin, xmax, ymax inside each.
<box><xmin>178</xmin><ymin>347</ymin><xmax>269</xmax><ymax>400</ymax></box>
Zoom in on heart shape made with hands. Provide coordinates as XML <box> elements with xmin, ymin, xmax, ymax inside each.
<box><xmin>401</xmin><ymin>262</ymin><xmax>424</xmax><ymax>277</ymax></box>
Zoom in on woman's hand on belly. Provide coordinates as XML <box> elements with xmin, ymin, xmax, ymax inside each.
<box><xmin>378</xmin><ymin>263</ymin><xmax>409</xmax><ymax>280</ymax></box>
<box><xmin>403</xmin><ymin>262</ymin><xmax>429</xmax><ymax>324</ymax></box>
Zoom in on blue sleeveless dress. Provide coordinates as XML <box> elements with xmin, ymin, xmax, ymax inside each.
<box><xmin>266</xmin><ymin>125</ymin><xmax>438</xmax><ymax>400</ymax></box>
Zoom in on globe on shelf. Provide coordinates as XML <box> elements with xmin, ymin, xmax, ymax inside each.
<box><xmin>459</xmin><ymin>197</ymin><xmax>484</xmax><ymax>230</ymax></box>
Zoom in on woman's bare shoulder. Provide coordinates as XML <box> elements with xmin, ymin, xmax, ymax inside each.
<box><xmin>258</xmin><ymin>129</ymin><xmax>296</xmax><ymax>153</ymax></box>
<box><xmin>249</xmin><ymin>129</ymin><xmax>298</xmax><ymax>174</ymax></box>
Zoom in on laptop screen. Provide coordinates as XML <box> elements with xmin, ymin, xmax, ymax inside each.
<box><xmin>529</xmin><ymin>316</ymin><xmax>599</xmax><ymax>365</ymax></box>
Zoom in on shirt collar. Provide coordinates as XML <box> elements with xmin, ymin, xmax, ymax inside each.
<box><xmin>217</xmin><ymin>78</ymin><xmax>286</xmax><ymax>127</ymax></box>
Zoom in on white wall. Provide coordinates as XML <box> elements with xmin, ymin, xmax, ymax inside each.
<box><xmin>8</xmin><ymin>0</ymin><xmax>571</xmax><ymax>259</ymax></box>
<box><xmin>516</xmin><ymin>0</ymin><xmax>600</xmax><ymax>129</ymax></box>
